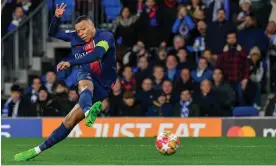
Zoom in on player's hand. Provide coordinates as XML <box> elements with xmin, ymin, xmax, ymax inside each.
<box><xmin>55</xmin><ymin>3</ymin><xmax>67</xmax><ymax>18</ymax></box>
<box><xmin>57</xmin><ymin>61</ymin><xmax>70</xmax><ymax>71</ymax></box>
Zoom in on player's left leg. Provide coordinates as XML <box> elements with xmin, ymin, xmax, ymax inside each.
<box><xmin>14</xmin><ymin>104</ymin><xmax>84</xmax><ymax>161</ymax></box>
<box><xmin>14</xmin><ymin>100</ymin><xmax>107</xmax><ymax>161</ymax></box>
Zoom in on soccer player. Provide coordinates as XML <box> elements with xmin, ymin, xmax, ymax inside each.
<box><xmin>14</xmin><ymin>3</ymin><xmax>117</xmax><ymax>161</ymax></box>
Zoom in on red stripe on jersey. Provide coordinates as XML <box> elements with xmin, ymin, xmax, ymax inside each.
<box><xmin>84</xmin><ymin>40</ymin><xmax>102</xmax><ymax>75</ymax></box>
<box><xmin>90</xmin><ymin>61</ymin><xmax>102</xmax><ymax>75</ymax></box>
<box><xmin>84</xmin><ymin>40</ymin><xmax>94</xmax><ymax>53</ymax></box>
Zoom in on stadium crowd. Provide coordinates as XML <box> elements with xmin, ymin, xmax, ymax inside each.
<box><xmin>2</xmin><ymin>0</ymin><xmax>276</xmax><ymax>117</ymax></box>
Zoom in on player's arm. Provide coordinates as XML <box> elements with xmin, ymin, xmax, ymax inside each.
<box><xmin>48</xmin><ymin>3</ymin><xmax>73</xmax><ymax>41</ymax></box>
<box><xmin>69</xmin><ymin>33</ymin><xmax>113</xmax><ymax>66</ymax></box>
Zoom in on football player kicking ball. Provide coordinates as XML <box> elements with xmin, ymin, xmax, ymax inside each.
<box><xmin>14</xmin><ymin>3</ymin><xmax>117</xmax><ymax>161</ymax></box>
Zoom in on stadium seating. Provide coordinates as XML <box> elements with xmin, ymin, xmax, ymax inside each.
<box><xmin>232</xmin><ymin>106</ymin><xmax>259</xmax><ymax>117</ymax></box>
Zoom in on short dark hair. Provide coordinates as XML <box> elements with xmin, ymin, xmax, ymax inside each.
<box><xmin>181</xmin><ymin>88</ymin><xmax>191</xmax><ymax>94</ymax></box>
<box><xmin>153</xmin><ymin>64</ymin><xmax>164</xmax><ymax>70</ymax></box>
<box><xmin>39</xmin><ymin>86</ymin><xmax>48</xmax><ymax>93</ymax></box>
<box><xmin>123</xmin><ymin>65</ymin><xmax>132</xmax><ymax>72</ymax></box>
<box><xmin>217</xmin><ymin>7</ymin><xmax>226</xmax><ymax>13</ymax></box>
<box><xmin>75</xmin><ymin>15</ymin><xmax>92</xmax><ymax>25</ymax></box>
<box><xmin>227</xmin><ymin>30</ymin><xmax>237</xmax><ymax>37</ymax></box>
<box><xmin>69</xmin><ymin>86</ymin><xmax>78</xmax><ymax>92</ymax></box>
<box><xmin>11</xmin><ymin>84</ymin><xmax>22</xmax><ymax>93</ymax></box>
<box><xmin>199</xmin><ymin>57</ymin><xmax>208</xmax><ymax>63</ymax></box>
<box><xmin>32</xmin><ymin>76</ymin><xmax>41</xmax><ymax>83</ymax></box>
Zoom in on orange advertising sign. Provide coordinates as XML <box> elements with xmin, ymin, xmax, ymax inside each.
<box><xmin>42</xmin><ymin>118</ymin><xmax>222</xmax><ymax>138</ymax></box>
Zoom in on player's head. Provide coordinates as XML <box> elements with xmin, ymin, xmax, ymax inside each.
<box><xmin>75</xmin><ymin>15</ymin><xmax>95</xmax><ymax>42</ymax></box>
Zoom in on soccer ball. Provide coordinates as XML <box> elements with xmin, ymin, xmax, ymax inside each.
<box><xmin>155</xmin><ymin>131</ymin><xmax>180</xmax><ymax>155</ymax></box>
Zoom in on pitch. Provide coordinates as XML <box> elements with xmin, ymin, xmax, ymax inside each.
<box><xmin>2</xmin><ymin>137</ymin><xmax>276</xmax><ymax>165</ymax></box>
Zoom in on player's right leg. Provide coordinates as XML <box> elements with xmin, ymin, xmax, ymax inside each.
<box><xmin>14</xmin><ymin>104</ymin><xmax>84</xmax><ymax>161</ymax></box>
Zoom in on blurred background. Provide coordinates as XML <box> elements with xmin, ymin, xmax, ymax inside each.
<box><xmin>1</xmin><ymin>0</ymin><xmax>276</xmax><ymax>118</ymax></box>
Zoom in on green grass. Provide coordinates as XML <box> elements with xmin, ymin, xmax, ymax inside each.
<box><xmin>2</xmin><ymin>138</ymin><xmax>276</xmax><ymax>165</ymax></box>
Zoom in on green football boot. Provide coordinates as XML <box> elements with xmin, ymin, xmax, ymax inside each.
<box><xmin>14</xmin><ymin>148</ymin><xmax>37</xmax><ymax>161</ymax></box>
<box><xmin>85</xmin><ymin>101</ymin><xmax>102</xmax><ymax>127</ymax></box>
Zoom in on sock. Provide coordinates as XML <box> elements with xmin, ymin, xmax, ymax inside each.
<box><xmin>38</xmin><ymin>123</ymin><xmax>72</xmax><ymax>153</ymax></box>
<box><xmin>79</xmin><ymin>89</ymin><xmax>93</xmax><ymax>115</ymax></box>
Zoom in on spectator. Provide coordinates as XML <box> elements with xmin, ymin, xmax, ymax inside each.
<box><xmin>112</xmin><ymin>7</ymin><xmax>139</xmax><ymax>47</ymax></box>
<box><xmin>155</xmin><ymin>47</ymin><xmax>168</xmax><ymax>66</ymax></box>
<box><xmin>177</xmin><ymin>48</ymin><xmax>196</xmax><ymax>70</ymax></box>
<box><xmin>202</xmin><ymin>49</ymin><xmax>216</xmax><ymax>69</ymax></box>
<box><xmin>265</xmin><ymin>21</ymin><xmax>276</xmax><ymax>46</ymax></box>
<box><xmin>121</xmin><ymin>65</ymin><xmax>136</xmax><ymax>91</ymax></box>
<box><xmin>161</xmin><ymin>80</ymin><xmax>178</xmax><ymax>104</ymax></box>
<box><xmin>207</xmin><ymin>0</ymin><xmax>238</xmax><ymax>23</ymax></box>
<box><xmin>68</xmin><ymin>86</ymin><xmax>79</xmax><ymax>103</ymax></box>
<box><xmin>186</xmin><ymin>0</ymin><xmax>206</xmax><ymax>20</ymax></box>
<box><xmin>52</xmin><ymin>81</ymin><xmax>73</xmax><ymax>116</ymax></box>
<box><xmin>138</xmin><ymin>0</ymin><xmax>163</xmax><ymax>47</ymax></box>
<box><xmin>18</xmin><ymin>0</ymin><xmax>32</xmax><ymax>14</ymax></box>
<box><xmin>7</xmin><ymin>6</ymin><xmax>25</xmax><ymax>32</ymax></box>
<box><xmin>172</xmin><ymin>5</ymin><xmax>195</xmax><ymax>40</ymax></box>
<box><xmin>194</xmin><ymin>79</ymin><xmax>220</xmax><ymax>116</ymax></box>
<box><xmin>249</xmin><ymin>47</ymin><xmax>264</xmax><ymax>108</ymax></box>
<box><xmin>108</xmin><ymin>78</ymin><xmax>123</xmax><ymax>116</ymax></box>
<box><xmin>2</xmin><ymin>85</ymin><xmax>33</xmax><ymax>117</ymax></box>
<box><xmin>206</xmin><ymin>8</ymin><xmax>236</xmax><ymax>54</ymax></box>
<box><xmin>212</xmin><ymin>68</ymin><xmax>235</xmax><ymax>116</ymax></box>
<box><xmin>152</xmin><ymin>65</ymin><xmax>165</xmax><ymax>91</ymax></box>
<box><xmin>191</xmin><ymin>57</ymin><xmax>213</xmax><ymax>83</ymax></box>
<box><xmin>145</xmin><ymin>93</ymin><xmax>173</xmax><ymax>116</ymax></box>
<box><xmin>118</xmin><ymin>90</ymin><xmax>143</xmax><ymax>116</ymax></box>
<box><xmin>135</xmin><ymin>78</ymin><xmax>156</xmax><ymax>111</ymax></box>
<box><xmin>121</xmin><ymin>0</ymin><xmax>144</xmax><ymax>16</ymax></box>
<box><xmin>265</xmin><ymin>21</ymin><xmax>276</xmax><ymax>91</ymax></box>
<box><xmin>216</xmin><ymin>31</ymin><xmax>249</xmax><ymax>106</ymax></box>
<box><xmin>190</xmin><ymin>20</ymin><xmax>207</xmax><ymax>51</ymax></box>
<box><xmin>265</xmin><ymin>93</ymin><xmax>276</xmax><ymax>116</ymax></box>
<box><xmin>159</xmin><ymin>0</ymin><xmax>178</xmax><ymax>43</ymax></box>
<box><xmin>175</xmin><ymin>68</ymin><xmax>194</xmax><ymax>91</ymax></box>
<box><xmin>122</xmin><ymin>41</ymin><xmax>148</xmax><ymax>67</ymax></box>
<box><xmin>236</xmin><ymin>0</ymin><xmax>252</xmax><ymax>30</ymax></box>
<box><xmin>165</xmin><ymin>55</ymin><xmax>180</xmax><ymax>82</ymax></box>
<box><xmin>25</xmin><ymin>76</ymin><xmax>41</xmax><ymax>104</ymax></box>
<box><xmin>45</xmin><ymin>71</ymin><xmax>57</xmax><ymax>94</ymax></box>
<box><xmin>238</xmin><ymin>14</ymin><xmax>269</xmax><ymax>54</ymax></box>
<box><xmin>135</xmin><ymin>56</ymin><xmax>152</xmax><ymax>91</ymax></box>
<box><xmin>173</xmin><ymin>89</ymin><xmax>200</xmax><ymax>117</ymax></box>
<box><xmin>169</xmin><ymin>35</ymin><xmax>186</xmax><ymax>53</ymax></box>
<box><xmin>34</xmin><ymin>86</ymin><xmax>61</xmax><ymax>117</ymax></box>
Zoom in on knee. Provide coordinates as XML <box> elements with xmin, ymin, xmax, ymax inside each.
<box><xmin>78</xmin><ymin>80</ymin><xmax>94</xmax><ymax>94</ymax></box>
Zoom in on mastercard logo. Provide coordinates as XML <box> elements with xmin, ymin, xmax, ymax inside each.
<box><xmin>227</xmin><ymin>126</ymin><xmax>256</xmax><ymax>137</ymax></box>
